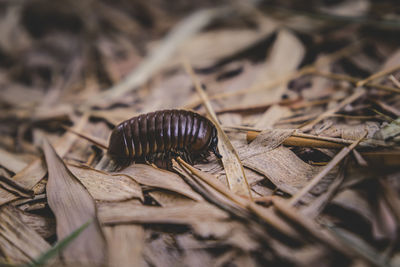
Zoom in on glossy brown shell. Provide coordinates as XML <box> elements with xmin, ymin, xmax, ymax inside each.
<box><xmin>108</xmin><ymin>109</ymin><xmax>221</xmax><ymax>168</ymax></box>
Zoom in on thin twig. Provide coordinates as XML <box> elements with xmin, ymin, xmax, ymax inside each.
<box><xmin>289</xmin><ymin>132</ymin><xmax>367</xmax><ymax>206</ymax></box>
<box><xmin>314</xmin><ymin>71</ymin><xmax>400</xmax><ymax>93</ymax></box>
<box><xmin>299</xmin><ymin>88</ymin><xmax>366</xmax><ymax>132</ymax></box>
<box><xmin>62</xmin><ymin>126</ymin><xmax>109</xmax><ymax>150</ymax></box>
<box><xmin>357</xmin><ymin>64</ymin><xmax>400</xmax><ymax>87</ymax></box>
<box><xmin>182</xmin><ymin>59</ymin><xmax>252</xmax><ymax>198</ymax></box>
<box><xmin>224</xmin><ymin>125</ymin><xmax>355</xmax><ymax>146</ymax></box>
<box><xmin>389</xmin><ymin>74</ymin><xmax>400</xmax><ymax>89</ymax></box>
<box><xmin>176</xmin><ymin>158</ymin><xmax>299</xmax><ymax>238</ymax></box>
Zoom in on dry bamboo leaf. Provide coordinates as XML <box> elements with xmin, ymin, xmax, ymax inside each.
<box><xmin>332</xmin><ymin>189</ymin><xmax>374</xmax><ymax>223</ymax></box>
<box><xmin>175</xmin><ymin>17</ymin><xmax>277</xmax><ymax>67</ymax></box>
<box><xmin>235</xmin><ymin>141</ymin><xmax>320</xmax><ymax>195</ymax></box>
<box><xmin>380</xmin><ymin>178</ymin><xmax>400</xmax><ymax>224</ymax></box>
<box><xmin>300</xmin><ymin>88</ymin><xmax>366</xmax><ymax>132</ymax></box>
<box><xmin>321</xmin><ymin>122</ymin><xmax>380</xmax><ymax>140</ymax></box>
<box><xmin>0</xmin><ymin>159</ymin><xmax>46</xmax><ymax>206</ymax></box>
<box><xmin>0</xmin><ymin>84</ymin><xmax>44</xmax><ymax>108</ymax></box>
<box><xmin>10</xmin><ymin>205</ymin><xmax>55</xmax><ymax>239</ymax></box>
<box><xmin>140</xmin><ymin>73</ymin><xmax>194</xmax><ymax>113</ymax></box>
<box><xmin>67</xmin><ymin>164</ymin><xmax>143</xmax><ymax>202</ymax></box>
<box><xmin>242</xmin><ymin>29</ymin><xmax>305</xmax><ymax>104</ymax></box>
<box><xmin>143</xmin><ymin>233</ymin><xmax>182</xmax><ymax>267</ymax></box>
<box><xmin>290</xmin><ymin>133</ymin><xmax>366</xmax><ymax>205</ymax></box>
<box><xmin>272</xmin><ymin>199</ymin><xmax>354</xmax><ymax>258</ymax></box>
<box><xmin>184</xmin><ymin>60</ymin><xmax>252</xmax><ymax>198</ymax></box>
<box><xmin>0</xmin><ymin>148</ymin><xmax>28</xmax><ymax>173</ymax></box>
<box><xmin>0</xmin><ymin>205</ymin><xmax>51</xmax><ymax>264</ymax></box>
<box><xmin>231</xmin><ymin>252</ymin><xmax>258</xmax><ymax>267</ymax></box>
<box><xmin>244</xmin><ymin>128</ymin><xmax>295</xmax><ymax>155</ymax></box>
<box><xmin>326</xmin><ymin>226</ymin><xmax>390</xmax><ymax>267</ymax></box>
<box><xmin>103</xmin><ymin>225</ymin><xmax>145</xmax><ymax>267</ymax></box>
<box><xmin>177</xmin><ymin>234</ymin><xmax>214</xmax><ymax>267</ymax></box>
<box><xmin>118</xmin><ymin>164</ymin><xmax>203</xmax><ymax>201</ymax></box>
<box><xmin>0</xmin><ymin>115</ymin><xmax>88</xmax><ymax>206</ymax></box>
<box><xmin>174</xmin><ymin>158</ymin><xmax>300</xmax><ymax>240</ymax></box>
<box><xmin>90</xmin><ymin>108</ymin><xmax>138</xmax><ymax>126</ymax></box>
<box><xmin>254</xmin><ymin>105</ymin><xmax>292</xmax><ymax>129</ymax></box>
<box><xmin>149</xmin><ymin>190</ymin><xmax>196</xmax><ymax>207</ymax></box>
<box><xmin>84</xmin><ymin>7</ymin><xmax>230</xmax><ymax>109</ymax></box>
<box><xmin>301</xmin><ymin>166</ymin><xmax>345</xmax><ymax>219</ymax></box>
<box><xmin>372</xmin><ymin>194</ymin><xmax>397</xmax><ymax>242</ymax></box>
<box><xmin>98</xmin><ymin>201</ymin><xmax>228</xmax><ymax>225</ymax></box>
<box><xmin>42</xmin><ymin>138</ymin><xmax>107</xmax><ymax>265</ymax></box>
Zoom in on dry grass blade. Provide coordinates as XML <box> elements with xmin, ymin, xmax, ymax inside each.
<box><xmin>299</xmin><ymin>87</ymin><xmax>366</xmax><ymax>132</ymax></box>
<box><xmin>389</xmin><ymin>75</ymin><xmax>400</xmax><ymax>88</ymax></box>
<box><xmin>356</xmin><ymin>63</ymin><xmax>400</xmax><ymax>87</ymax></box>
<box><xmin>183</xmin><ymin>59</ymin><xmax>252</xmax><ymax>198</ymax></box>
<box><xmin>289</xmin><ymin>132</ymin><xmax>367</xmax><ymax>206</ymax></box>
<box><xmin>42</xmin><ymin>138</ymin><xmax>107</xmax><ymax>265</ymax></box>
<box><xmin>314</xmin><ymin>71</ymin><xmax>400</xmax><ymax>93</ymax></box>
<box><xmin>246</xmin><ymin>130</ymin><xmax>345</xmax><ymax>148</ymax></box>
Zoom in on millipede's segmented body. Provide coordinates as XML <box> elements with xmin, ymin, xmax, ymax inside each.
<box><xmin>108</xmin><ymin>109</ymin><xmax>221</xmax><ymax>168</ymax></box>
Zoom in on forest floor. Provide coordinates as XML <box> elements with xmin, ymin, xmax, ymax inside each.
<box><xmin>0</xmin><ymin>1</ymin><xmax>400</xmax><ymax>266</ymax></box>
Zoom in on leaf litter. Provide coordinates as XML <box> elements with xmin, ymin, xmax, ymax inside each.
<box><xmin>0</xmin><ymin>0</ymin><xmax>400</xmax><ymax>266</ymax></box>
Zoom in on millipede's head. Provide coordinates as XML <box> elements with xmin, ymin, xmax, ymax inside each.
<box><xmin>210</xmin><ymin>127</ymin><xmax>222</xmax><ymax>159</ymax></box>
<box><xmin>108</xmin><ymin>125</ymin><xmax>128</xmax><ymax>161</ymax></box>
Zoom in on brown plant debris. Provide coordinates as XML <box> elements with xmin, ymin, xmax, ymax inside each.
<box><xmin>0</xmin><ymin>0</ymin><xmax>400</xmax><ymax>266</ymax></box>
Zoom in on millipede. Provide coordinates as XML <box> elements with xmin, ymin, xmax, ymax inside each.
<box><xmin>107</xmin><ymin>109</ymin><xmax>222</xmax><ymax>169</ymax></box>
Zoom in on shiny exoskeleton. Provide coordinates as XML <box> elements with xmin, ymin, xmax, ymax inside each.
<box><xmin>108</xmin><ymin>109</ymin><xmax>221</xmax><ymax>168</ymax></box>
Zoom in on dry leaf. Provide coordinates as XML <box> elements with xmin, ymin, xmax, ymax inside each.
<box><xmin>43</xmin><ymin>138</ymin><xmax>107</xmax><ymax>265</ymax></box>
<box><xmin>67</xmin><ymin>164</ymin><xmax>143</xmax><ymax>202</ymax></box>
<box><xmin>0</xmin><ymin>205</ymin><xmax>51</xmax><ymax>264</ymax></box>
<box><xmin>236</xmin><ymin>141</ymin><xmax>320</xmax><ymax>195</ymax></box>
<box><xmin>103</xmin><ymin>225</ymin><xmax>145</xmax><ymax>267</ymax></box>
<box><xmin>0</xmin><ymin>115</ymin><xmax>88</xmax><ymax>206</ymax></box>
<box><xmin>98</xmin><ymin>201</ymin><xmax>228</xmax><ymax>225</ymax></box>
<box><xmin>0</xmin><ymin>147</ymin><xmax>28</xmax><ymax>173</ymax></box>
<box><xmin>118</xmin><ymin>164</ymin><xmax>203</xmax><ymax>201</ymax></box>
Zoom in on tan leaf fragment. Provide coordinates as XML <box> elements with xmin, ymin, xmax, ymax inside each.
<box><xmin>43</xmin><ymin>139</ymin><xmax>107</xmax><ymax>266</ymax></box>
<box><xmin>118</xmin><ymin>164</ymin><xmax>203</xmax><ymax>201</ymax></box>
<box><xmin>0</xmin><ymin>148</ymin><xmax>28</xmax><ymax>173</ymax></box>
<box><xmin>0</xmin><ymin>205</ymin><xmax>51</xmax><ymax>265</ymax></box>
<box><xmin>235</xmin><ymin>141</ymin><xmax>320</xmax><ymax>195</ymax></box>
<box><xmin>103</xmin><ymin>225</ymin><xmax>145</xmax><ymax>267</ymax></box>
<box><xmin>183</xmin><ymin>59</ymin><xmax>252</xmax><ymax>197</ymax></box>
<box><xmin>149</xmin><ymin>190</ymin><xmax>196</xmax><ymax>207</ymax></box>
<box><xmin>67</xmin><ymin>164</ymin><xmax>143</xmax><ymax>202</ymax></box>
<box><xmin>243</xmin><ymin>29</ymin><xmax>305</xmax><ymax>104</ymax></box>
<box><xmin>0</xmin><ymin>115</ymin><xmax>88</xmax><ymax>206</ymax></box>
<box><xmin>98</xmin><ymin>201</ymin><xmax>228</xmax><ymax>226</ymax></box>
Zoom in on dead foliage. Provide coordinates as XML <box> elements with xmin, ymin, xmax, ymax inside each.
<box><xmin>0</xmin><ymin>0</ymin><xmax>400</xmax><ymax>266</ymax></box>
